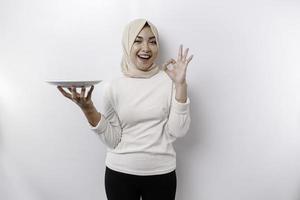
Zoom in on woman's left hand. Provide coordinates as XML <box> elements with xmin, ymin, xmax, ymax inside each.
<box><xmin>163</xmin><ymin>44</ymin><xmax>193</xmax><ymax>85</ymax></box>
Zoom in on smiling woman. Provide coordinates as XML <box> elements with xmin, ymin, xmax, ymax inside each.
<box><xmin>57</xmin><ymin>18</ymin><xmax>193</xmax><ymax>200</ymax></box>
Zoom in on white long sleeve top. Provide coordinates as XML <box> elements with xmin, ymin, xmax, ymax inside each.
<box><xmin>89</xmin><ymin>70</ymin><xmax>191</xmax><ymax>175</ymax></box>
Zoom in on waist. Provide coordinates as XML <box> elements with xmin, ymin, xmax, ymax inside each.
<box><xmin>105</xmin><ymin>151</ymin><xmax>176</xmax><ymax>176</ymax></box>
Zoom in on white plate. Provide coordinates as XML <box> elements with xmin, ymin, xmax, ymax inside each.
<box><xmin>46</xmin><ymin>80</ymin><xmax>102</xmax><ymax>87</ymax></box>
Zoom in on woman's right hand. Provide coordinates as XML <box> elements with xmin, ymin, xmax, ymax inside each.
<box><xmin>57</xmin><ymin>85</ymin><xmax>95</xmax><ymax>109</ymax></box>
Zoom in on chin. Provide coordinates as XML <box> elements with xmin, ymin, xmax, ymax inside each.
<box><xmin>136</xmin><ymin>63</ymin><xmax>153</xmax><ymax>71</ymax></box>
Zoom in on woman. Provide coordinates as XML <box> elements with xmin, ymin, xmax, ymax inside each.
<box><xmin>58</xmin><ymin>18</ymin><xmax>193</xmax><ymax>200</ymax></box>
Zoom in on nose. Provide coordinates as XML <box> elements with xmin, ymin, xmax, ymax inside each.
<box><xmin>141</xmin><ymin>42</ymin><xmax>150</xmax><ymax>52</ymax></box>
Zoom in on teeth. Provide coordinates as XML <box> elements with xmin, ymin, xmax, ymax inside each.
<box><xmin>138</xmin><ymin>55</ymin><xmax>151</xmax><ymax>59</ymax></box>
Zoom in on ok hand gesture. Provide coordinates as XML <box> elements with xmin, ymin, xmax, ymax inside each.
<box><xmin>163</xmin><ymin>45</ymin><xmax>193</xmax><ymax>85</ymax></box>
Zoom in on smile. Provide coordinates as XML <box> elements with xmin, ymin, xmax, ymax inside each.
<box><xmin>137</xmin><ymin>54</ymin><xmax>151</xmax><ymax>60</ymax></box>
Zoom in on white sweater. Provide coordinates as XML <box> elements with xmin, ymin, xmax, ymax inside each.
<box><xmin>89</xmin><ymin>70</ymin><xmax>191</xmax><ymax>175</ymax></box>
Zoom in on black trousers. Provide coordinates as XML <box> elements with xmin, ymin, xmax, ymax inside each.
<box><xmin>105</xmin><ymin>166</ymin><xmax>177</xmax><ymax>200</ymax></box>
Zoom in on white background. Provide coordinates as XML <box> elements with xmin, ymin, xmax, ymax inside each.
<box><xmin>1</xmin><ymin>0</ymin><xmax>300</xmax><ymax>199</ymax></box>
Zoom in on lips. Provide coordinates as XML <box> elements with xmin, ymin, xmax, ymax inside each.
<box><xmin>137</xmin><ymin>54</ymin><xmax>151</xmax><ymax>60</ymax></box>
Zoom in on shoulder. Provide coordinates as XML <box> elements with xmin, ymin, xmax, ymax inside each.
<box><xmin>103</xmin><ymin>76</ymin><xmax>127</xmax><ymax>89</ymax></box>
<box><xmin>160</xmin><ymin>70</ymin><xmax>171</xmax><ymax>81</ymax></box>
<box><xmin>102</xmin><ymin>76</ymin><xmax>129</xmax><ymax>99</ymax></box>
<box><xmin>158</xmin><ymin>70</ymin><xmax>173</xmax><ymax>87</ymax></box>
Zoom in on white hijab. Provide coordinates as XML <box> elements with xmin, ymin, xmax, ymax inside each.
<box><xmin>121</xmin><ymin>18</ymin><xmax>160</xmax><ymax>78</ymax></box>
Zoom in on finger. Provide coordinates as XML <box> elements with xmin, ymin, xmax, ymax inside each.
<box><xmin>57</xmin><ymin>86</ymin><xmax>65</xmax><ymax>95</ymax></box>
<box><xmin>187</xmin><ymin>54</ymin><xmax>194</xmax><ymax>64</ymax></box>
<box><xmin>87</xmin><ymin>85</ymin><xmax>94</xmax><ymax>100</ymax></box>
<box><xmin>80</xmin><ymin>87</ymin><xmax>86</xmax><ymax>99</ymax></box>
<box><xmin>178</xmin><ymin>44</ymin><xmax>183</xmax><ymax>60</ymax></box>
<box><xmin>71</xmin><ymin>87</ymin><xmax>78</xmax><ymax>100</ymax></box>
<box><xmin>183</xmin><ymin>48</ymin><xmax>189</xmax><ymax>60</ymax></box>
<box><xmin>57</xmin><ymin>86</ymin><xmax>72</xmax><ymax>99</ymax></box>
<box><xmin>162</xmin><ymin>59</ymin><xmax>176</xmax><ymax>70</ymax></box>
<box><xmin>57</xmin><ymin>86</ymin><xmax>64</xmax><ymax>93</ymax></box>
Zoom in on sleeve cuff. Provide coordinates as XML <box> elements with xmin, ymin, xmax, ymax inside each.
<box><xmin>172</xmin><ymin>96</ymin><xmax>190</xmax><ymax>113</ymax></box>
<box><xmin>88</xmin><ymin>114</ymin><xmax>108</xmax><ymax>134</ymax></box>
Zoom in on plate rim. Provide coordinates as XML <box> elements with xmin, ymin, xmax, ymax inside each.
<box><xmin>45</xmin><ymin>80</ymin><xmax>102</xmax><ymax>86</ymax></box>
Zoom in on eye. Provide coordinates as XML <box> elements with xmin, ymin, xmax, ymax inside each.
<box><xmin>150</xmin><ymin>41</ymin><xmax>157</xmax><ymax>44</ymax></box>
<box><xmin>134</xmin><ymin>40</ymin><xmax>142</xmax><ymax>43</ymax></box>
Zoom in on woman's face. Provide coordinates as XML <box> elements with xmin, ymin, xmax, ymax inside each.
<box><xmin>130</xmin><ymin>26</ymin><xmax>158</xmax><ymax>71</ymax></box>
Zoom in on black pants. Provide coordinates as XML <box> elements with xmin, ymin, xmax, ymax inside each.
<box><xmin>105</xmin><ymin>166</ymin><xmax>177</xmax><ymax>200</ymax></box>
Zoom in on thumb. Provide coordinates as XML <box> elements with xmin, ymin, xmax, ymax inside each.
<box><xmin>162</xmin><ymin>59</ymin><xmax>176</xmax><ymax>71</ymax></box>
<box><xmin>86</xmin><ymin>85</ymin><xmax>94</xmax><ymax>100</ymax></box>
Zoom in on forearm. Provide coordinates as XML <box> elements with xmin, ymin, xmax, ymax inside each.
<box><xmin>166</xmin><ymin>82</ymin><xmax>191</xmax><ymax>138</ymax></box>
<box><xmin>81</xmin><ymin>103</ymin><xmax>101</xmax><ymax>127</ymax></box>
<box><xmin>175</xmin><ymin>82</ymin><xmax>188</xmax><ymax>103</ymax></box>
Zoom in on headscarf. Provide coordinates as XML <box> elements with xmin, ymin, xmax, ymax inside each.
<box><xmin>121</xmin><ymin>18</ymin><xmax>160</xmax><ymax>78</ymax></box>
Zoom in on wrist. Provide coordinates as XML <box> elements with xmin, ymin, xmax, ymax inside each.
<box><xmin>174</xmin><ymin>82</ymin><xmax>188</xmax><ymax>103</ymax></box>
<box><xmin>175</xmin><ymin>82</ymin><xmax>187</xmax><ymax>88</ymax></box>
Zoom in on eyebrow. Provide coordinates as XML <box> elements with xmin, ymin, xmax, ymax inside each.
<box><xmin>136</xmin><ymin>36</ymin><xmax>156</xmax><ymax>40</ymax></box>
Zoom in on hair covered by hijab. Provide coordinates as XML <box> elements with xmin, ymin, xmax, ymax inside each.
<box><xmin>121</xmin><ymin>18</ymin><xmax>160</xmax><ymax>78</ymax></box>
